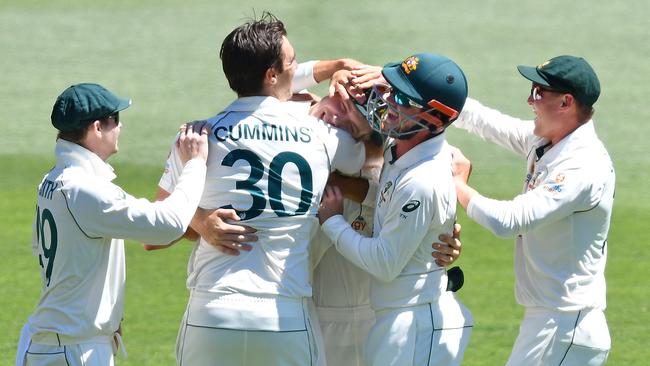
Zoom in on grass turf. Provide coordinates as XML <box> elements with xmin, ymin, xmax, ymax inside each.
<box><xmin>1</xmin><ymin>0</ymin><xmax>649</xmax><ymax>364</ymax></box>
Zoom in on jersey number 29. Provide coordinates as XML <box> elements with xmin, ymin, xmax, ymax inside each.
<box><xmin>35</xmin><ymin>205</ymin><xmax>57</xmax><ymax>286</ymax></box>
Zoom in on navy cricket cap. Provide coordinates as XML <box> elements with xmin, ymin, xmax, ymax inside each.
<box><xmin>517</xmin><ymin>55</ymin><xmax>600</xmax><ymax>107</ymax></box>
<box><xmin>381</xmin><ymin>53</ymin><xmax>468</xmax><ymax>121</ymax></box>
<box><xmin>51</xmin><ymin>83</ymin><xmax>131</xmax><ymax>132</ymax></box>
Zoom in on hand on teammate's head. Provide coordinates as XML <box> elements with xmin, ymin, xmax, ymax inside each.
<box><xmin>349</xmin><ymin>65</ymin><xmax>385</xmax><ymax>103</ymax></box>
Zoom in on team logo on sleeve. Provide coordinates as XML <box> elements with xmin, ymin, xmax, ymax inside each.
<box><xmin>402</xmin><ymin>200</ymin><xmax>421</xmax><ymax>213</ymax></box>
<box><xmin>379</xmin><ymin>181</ymin><xmax>393</xmax><ymax>206</ymax></box>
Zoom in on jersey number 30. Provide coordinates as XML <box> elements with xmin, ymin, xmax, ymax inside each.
<box><xmin>35</xmin><ymin>205</ymin><xmax>58</xmax><ymax>286</ymax></box>
<box><xmin>221</xmin><ymin>149</ymin><xmax>313</xmax><ymax>220</ymax></box>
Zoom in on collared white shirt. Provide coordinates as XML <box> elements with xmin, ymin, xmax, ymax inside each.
<box><xmin>312</xmin><ymin>166</ymin><xmax>379</xmax><ymax>308</ymax></box>
<box><xmin>27</xmin><ymin>139</ymin><xmax>206</xmax><ymax>339</ymax></box>
<box><xmin>455</xmin><ymin>98</ymin><xmax>615</xmax><ymax>311</ymax></box>
<box><xmin>160</xmin><ymin>96</ymin><xmax>365</xmax><ymax>299</ymax></box>
<box><xmin>322</xmin><ymin>134</ymin><xmax>455</xmax><ymax>310</ymax></box>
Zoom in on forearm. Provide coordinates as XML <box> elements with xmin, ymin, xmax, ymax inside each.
<box><xmin>322</xmin><ymin>215</ymin><xmax>410</xmax><ymax>282</ymax></box>
<box><xmin>455</xmin><ymin>179</ymin><xmax>478</xmax><ymax>210</ymax></box>
<box><xmin>313</xmin><ymin>58</ymin><xmax>362</xmax><ymax>83</ymax></box>
<box><xmin>328</xmin><ymin>173</ymin><xmax>369</xmax><ymax>203</ymax></box>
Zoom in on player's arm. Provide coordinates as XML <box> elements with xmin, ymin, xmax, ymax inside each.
<box><xmin>189</xmin><ymin>208</ymin><xmax>257</xmax><ymax>256</ymax></box>
<box><xmin>452</xmin><ymin>145</ymin><xmax>595</xmax><ymax>237</ymax></box>
<box><xmin>73</xmin><ymin>123</ymin><xmax>210</xmax><ymax>245</ymax></box>
<box><xmin>292</xmin><ymin>58</ymin><xmax>364</xmax><ymax>94</ymax></box>
<box><xmin>319</xmin><ymin>183</ymin><xmax>432</xmax><ymax>282</ymax></box>
<box><xmin>326</xmin><ymin>172</ymin><xmax>369</xmax><ymax>203</ymax></box>
<box><xmin>142</xmin><ymin>188</ymin><xmax>199</xmax><ymax>250</ymax></box>
<box><xmin>313</xmin><ymin>58</ymin><xmax>364</xmax><ymax>83</ymax></box>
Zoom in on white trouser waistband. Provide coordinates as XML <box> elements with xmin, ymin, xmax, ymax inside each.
<box><xmin>370</xmin><ymin>269</ymin><xmax>447</xmax><ymax>310</ymax></box>
<box><xmin>30</xmin><ymin>332</ymin><xmax>113</xmax><ymax>346</ymax></box>
<box><xmin>315</xmin><ymin>304</ymin><xmax>375</xmax><ymax>323</ymax></box>
<box><xmin>186</xmin><ymin>289</ymin><xmax>309</xmax><ymax>332</ymax></box>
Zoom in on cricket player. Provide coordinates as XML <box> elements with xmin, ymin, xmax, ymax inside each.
<box><xmin>309</xmin><ymin>92</ymin><xmax>464</xmax><ymax>366</ymax></box>
<box><xmin>16</xmin><ymin>83</ymin><xmax>210</xmax><ymax>366</ymax></box>
<box><xmin>451</xmin><ymin>55</ymin><xmax>613</xmax><ymax>365</ymax></box>
<box><xmin>157</xmin><ymin>13</ymin><xmax>365</xmax><ymax>365</ymax></box>
<box><xmin>318</xmin><ymin>53</ymin><xmax>473</xmax><ymax>366</ymax></box>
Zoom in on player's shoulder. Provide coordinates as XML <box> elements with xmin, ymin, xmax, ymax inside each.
<box><xmin>61</xmin><ymin>168</ymin><xmax>125</xmax><ymax>206</ymax></box>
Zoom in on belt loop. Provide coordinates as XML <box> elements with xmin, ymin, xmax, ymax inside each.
<box><xmin>113</xmin><ymin>332</ymin><xmax>128</xmax><ymax>359</ymax></box>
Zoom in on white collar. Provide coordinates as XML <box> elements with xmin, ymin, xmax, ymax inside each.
<box><xmin>55</xmin><ymin>139</ymin><xmax>116</xmax><ymax>181</ymax></box>
<box><xmin>388</xmin><ymin>132</ymin><xmax>447</xmax><ymax>168</ymax></box>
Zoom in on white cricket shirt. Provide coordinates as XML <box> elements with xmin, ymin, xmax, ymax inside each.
<box><xmin>322</xmin><ymin>134</ymin><xmax>455</xmax><ymax>310</ymax></box>
<box><xmin>311</xmin><ymin>166</ymin><xmax>379</xmax><ymax>308</ymax></box>
<box><xmin>159</xmin><ymin>96</ymin><xmax>365</xmax><ymax>299</ymax></box>
<box><xmin>455</xmin><ymin>98</ymin><xmax>615</xmax><ymax>311</ymax></box>
<box><xmin>27</xmin><ymin>139</ymin><xmax>206</xmax><ymax>339</ymax></box>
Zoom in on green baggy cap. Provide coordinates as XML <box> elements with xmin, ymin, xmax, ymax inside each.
<box><xmin>517</xmin><ymin>55</ymin><xmax>600</xmax><ymax>107</ymax></box>
<box><xmin>51</xmin><ymin>83</ymin><xmax>131</xmax><ymax>132</ymax></box>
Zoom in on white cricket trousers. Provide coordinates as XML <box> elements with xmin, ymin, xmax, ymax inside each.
<box><xmin>364</xmin><ymin>291</ymin><xmax>473</xmax><ymax>366</ymax></box>
<box><xmin>316</xmin><ymin>304</ymin><xmax>375</xmax><ymax>366</ymax></box>
<box><xmin>176</xmin><ymin>290</ymin><xmax>323</xmax><ymax>366</ymax></box>
<box><xmin>17</xmin><ymin>327</ymin><xmax>118</xmax><ymax>366</ymax></box>
<box><xmin>506</xmin><ymin>307</ymin><xmax>610</xmax><ymax>366</ymax></box>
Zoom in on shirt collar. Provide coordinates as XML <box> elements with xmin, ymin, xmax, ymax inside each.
<box><xmin>387</xmin><ymin>132</ymin><xmax>447</xmax><ymax>168</ymax></box>
<box><xmin>224</xmin><ymin>96</ymin><xmax>283</xmax><ymax>112</ymax></box>
<box><xmin>55</xmin><ymin>139</ymin><xmax>116</xmax><ymax>181</ymax></box>
<box><xmin>537</xmin><ymin>120</ymin><xmax>597</xmax><ymax>162</ymax></box>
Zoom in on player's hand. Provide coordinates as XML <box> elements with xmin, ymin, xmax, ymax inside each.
<box><xmin>191</xmin><ymin>208</ymin><xmax>257</xmax><ymax>256</ymax></box>
<box><xmin>449</xmin><ymin>145</ymin><xmax>472</xmax><ymax>184</ymax></box>
<box><xmin>328</xmin><ymin>69</ymin><xmax>354</xmax><ymax>100</ymax></box>
<box><xmin>349</xmin><ymin>65</ymin><xmax>384</xmax><ymax>102</ymax></box>
<box><xmin>177</xmin><ymin>120</ymin><xmax>211</xmax><ymax>164</ymax></box>
<box><xmin>432</xmin><ymin>223</ymin><xmax>462</xmax><ymax>267</ymax></box>
<box><xmin>318</xmin><ymin>184</ymin><xmax>344</xmax><ymax>224</ymax></box>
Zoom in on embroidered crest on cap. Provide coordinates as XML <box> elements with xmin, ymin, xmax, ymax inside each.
<box><xmin>401</xmin><ymin>56</ymin><xmax>419</xmax><ymax>75</ymax></box>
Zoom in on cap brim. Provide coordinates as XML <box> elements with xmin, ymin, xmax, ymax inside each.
<box><xmin>381</xmin><ymin>62</ymin><xmax>425</xmax><ymax>103</ymax></box>
<box><xmin>517</xmin><ymin>65</ymin><xmax>551</xmax><ymax>86</ymax></box>
<box><xmin>115</xmin><ymin>98</ymin><xmax>132</xmax><ymax>113</ymax></box>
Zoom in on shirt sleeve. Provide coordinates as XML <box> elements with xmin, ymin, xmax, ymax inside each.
<box><xmin>467</xmin><ymin>166</ymin><xmax>598</xmax><ymax>237</ymax></box>
<box><xmin>454</xmin><ymin>98</ymin><xmax>535</xmax><ymax>157</ymax></box>
<box><xmin>309</xmin><ymin>117</ymin><xmax>365</xmax><ymax>175</ymax></box>
<box><xmin>329</xmin><ymin>127</ymin><xmax>366</xmax><ymax>175</ymax></box>
<box><xmin>70</xmin><ymin>158</ymin><xmax>207</xmax><ymax>245</ymax></box>
<box><xmin>322</xmin><ymin>179</ymin><xmax>433</xmax><ymax>282</ymax></box>
<box><xmin>158</xmin><ymin>136</ymin><xmax>184</xmax><ymax>193</ymax></box>
<box><xmin>292</xmin><ymin>60</ymin><xmax>319</xmax><ymax>93</ymax></box>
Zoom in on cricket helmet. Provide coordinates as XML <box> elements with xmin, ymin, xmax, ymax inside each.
<box><xmin>366</xmin><ymin>53</ymin><xmax>467</xmax><ymax>139</ymax></box>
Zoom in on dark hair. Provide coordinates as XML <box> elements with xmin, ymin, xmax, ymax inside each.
<box><xmin>574</xmin><ymin>98</ymin><xmax>595</xmax><ymax>124</ymax></box>
<box><xmin>220</xmin><ymin>11</ymin><xmax>287</xmax><ymax>96</ymax></box>
<box><xmin>56</xmin><ymin>116</ymin><xmax>113</xmax><ymax>143</ymax></box>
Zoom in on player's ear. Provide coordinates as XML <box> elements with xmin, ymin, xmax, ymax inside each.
<box><xmin>90</xmin><ymin>120</ymin><xmax>102</xmax><ymax>132</ymax></box>
<box><xmin>561</xmin><ymin>94</ymin><xmax>574</xmax><ymax>108</ymax></box>
<box><xmin>265</xmin><ymin>67</ymin><xmax>278</xmax><ymax>85</ymax></box>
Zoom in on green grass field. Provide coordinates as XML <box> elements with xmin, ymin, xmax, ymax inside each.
<box><xmin>1</xmin><ymin>0</ymin><xmax>648</xmax><ymax>364</ymax></box>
